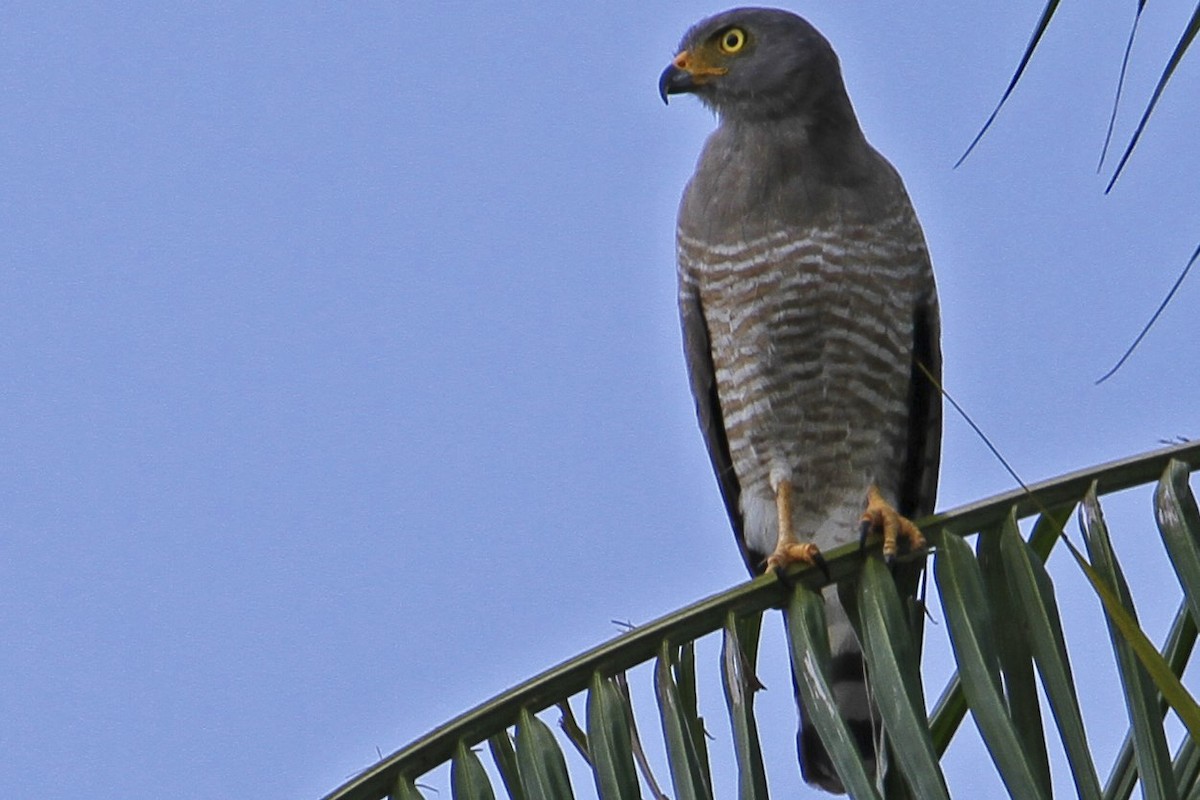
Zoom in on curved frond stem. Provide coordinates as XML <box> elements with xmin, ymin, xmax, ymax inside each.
<box><xmin>1098</xmin><ymin>6</ymin><xmax>1144</xmax><ymax>172</ymax></box>
<box><xmin>1096</xmin><ymin>242</ymin><xmax>1200</xmax><ymax>384</ymax></box>
<box><xmin>955</xmin><ymin>0</ymin><xmax>1062</xmax><ymax>168</ymax></box>
<box><xmin>1105</xmin><ymin>4</ymin><xmax>1200</xmax><ymax>192</ymax></box>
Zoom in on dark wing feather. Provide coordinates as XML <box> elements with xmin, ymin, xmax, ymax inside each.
<box><xmin>898</xmin><ymin>290</ymin><xmax>942</xmax><ymax>521</ymax></box>
<box><xmin>679</xmin><ymin>286</ymin><xmax>757</xmax><ymax>574</ymax></box>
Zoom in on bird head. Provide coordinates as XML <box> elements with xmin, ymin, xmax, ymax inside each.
<box><xmin>659</xmin><ymin>8</ymin><xmax>843</xmax><ymax>121</ymax></box>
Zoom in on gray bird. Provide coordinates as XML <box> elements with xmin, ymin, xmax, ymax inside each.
<box><xmin>660</xmin><ymin>8</ymin><xmax>941</xmax><ymax>793</ymax></box>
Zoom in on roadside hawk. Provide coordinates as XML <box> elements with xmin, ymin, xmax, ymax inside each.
<box><xmin>660</xmin><ymin>8</ymin><xmax>942</xmax><ymax>794</ymax></box>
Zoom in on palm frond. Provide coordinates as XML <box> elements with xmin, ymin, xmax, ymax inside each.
<box><xmin>324</xmin><ymin>440</ymin><xmax>1200</xmax><ymax>800</ymax></box>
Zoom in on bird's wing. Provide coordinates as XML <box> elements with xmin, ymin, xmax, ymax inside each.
<box><xmin>898</xmin><ymin>283</ymin><xmax>942</xmax><ymax>522</ymax></box>
<box><xmin>679</xmin><ymin>284</ymin><xmax>756</xmax><ymax>574</ymax></box>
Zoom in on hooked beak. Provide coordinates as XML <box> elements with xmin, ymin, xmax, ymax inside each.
<box><xmin>659</xmin><ymin>50</ymin><xmax>726</xmax><ymax>104</ymax></box>
<box><xmin>658</xmin><ymin>62</ymin><xmax>696</xmax><ymax>104</ymax></box>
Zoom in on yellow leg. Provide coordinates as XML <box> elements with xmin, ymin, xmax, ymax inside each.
<box><xmin>859</xmin><ymin>485</ymin><xmax>926</xmax><ymax>562</ymax></box>
<box><xmin>765</xmin><ymin>479</ymin><xmax>827</xmax><ymax>577</ymax></box>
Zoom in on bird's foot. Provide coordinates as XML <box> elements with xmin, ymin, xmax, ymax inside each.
<box><xmin>859</xmin><ymin>485</ymin><xmax>926</xmax><ymax>564</ymax></box>
<box><xmin>765</xmin><ymin>541</ymin><xmax>829</xmax><ymax>580</ymax></box>
<box><xmin>768</xmin><ymin>478</ymin><xmax>830</xmax><ymax>581</ymax></box>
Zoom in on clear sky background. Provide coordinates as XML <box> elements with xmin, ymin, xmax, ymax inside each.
<box><xmin>3</xmin><ymin>2</ymin><xmax>1199</xmax><ymax>799</ymax></box>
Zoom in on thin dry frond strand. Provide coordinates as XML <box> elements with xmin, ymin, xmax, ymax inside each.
<box><xmin>917</xmin><ymin>361</ymin><xmax>1076</xmax><ymax>538</ymax></box>
<box><xmin>1105</xmin><ymin>3</ymin><xmax>1200</xmax><ymax>192</ymax></box>
<box><xmin>616</xmin><ymin>673</ymin><xmax>670</xmax><ymax>800</ymax></box>
<box><xmin>557</xmin><ymin>700</ymin><xmax>592</xmax><ymax>765</ymax></box>
<box><xmin>917</xmin><ymin>361</ymin><xmax>1031</xmax><ymax>498</ymax></box>
<box><xmin>1095</xmin><ymin>241</ymin><xmax>1200</xmax><ymax>384</ymax></box>
<box><xmin>955</xmin><ymin>0</ymin><xmax>1062</xmax><ymax>168</ymax></box>
<box><xmin>1097</xmin><ymin>4</ymin><xmax>1144</xmax><ymax>172</ymax></box>
<box><xmin>1056</xmin><ymin>531</ymin><xmax>1200</xmax><ymax>744</ymax></box>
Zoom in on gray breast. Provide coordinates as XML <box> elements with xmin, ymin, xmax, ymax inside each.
<box><xmin>677</xmin><ymin>216</ymin><xmax>925</xmax><ymax>548</ymax></box>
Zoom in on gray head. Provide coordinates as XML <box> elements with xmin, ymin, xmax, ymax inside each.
<box><xmin>659</xmin><ymin>8</ymin><xmax>848</xmax><ymax>123</ymax></box>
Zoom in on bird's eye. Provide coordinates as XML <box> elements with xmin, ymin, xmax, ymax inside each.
<box><xmin>718</xmin><ymin>28</ymin><xmax>746</xmax><ymax>54</ymax></box>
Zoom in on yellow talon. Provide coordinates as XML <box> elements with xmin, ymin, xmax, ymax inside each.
<box><xmin>766</xmin><ymin>541</ymin><xmax>825</xmax><ymax>572</ymax></box>
<box><xmin>765</xmin><ymin>479</ymin><xmax>829</xmax><ymax>579</ymax></box>
<box><xmin>859</xmin><ymin>485</ymin><xmax>926</xmax><ymax>562</ymax></box>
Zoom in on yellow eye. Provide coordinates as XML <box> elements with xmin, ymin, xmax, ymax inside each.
<box><xmin>718</xmin><ymin>27</ymin><xmax>746</xmax><ymax>54</ymax></box>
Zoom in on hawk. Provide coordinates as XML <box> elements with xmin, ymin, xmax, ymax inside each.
<box><xmin>660</xmin><ymin>8</ymin><xmax>942</xmax><ymax>793</ymax></box>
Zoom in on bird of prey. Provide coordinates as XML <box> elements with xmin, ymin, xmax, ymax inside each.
<box><xmin>660</xmin><ymin>8</ymin><xmax>942</xmax><ymax>793</ymax></box>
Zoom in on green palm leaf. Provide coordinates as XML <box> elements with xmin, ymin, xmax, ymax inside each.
<box><xmin>1000</xmin><ymin>513</ymin><xmax>1103</xmax><ymax>800</ymax></box>
<box><xmin>452</xmin><ymin>742</ymin><xmax>496</xmax><ymax>800</ymax></box>
<box><xmin>487</xmin><ymin>732</ymin><xmax>525</xmax><ymax>800</ymax></box>
<box><xmin>936</xmin><ymin>528</ymin><xmax>1048</xmax><ymax>800</ymax></box>
<box><xmin>856</xmin><ymin>557</ymin><xmax>948</xmax><ymax>799</ymax></box>
<box><xmin>654</xmin><ymin>643</ymin><xmax>713</xmax><ymax>800</ymax></box>
<box><xmin>720</xmin><ymin>611</ymin><xmax>769</xmax><ymax>800</ymax></box>
<box><xmin>514</xmin><ymin>708</ymin><xmax>574</xmax><ymax>800</ymax></box>
<box><xmin>1081</xmin><ymin>486</ymin><xmax>1176</xmax><ymax>800</ymax></box>
<box><xmin>388</xmin><ymin>774</ymin><xmax>425</xmax><ymax>800</ymax></box>
<box><xmin>1104</xmin><ymin>602</ymin><xmax>1198</xmax><ymax>800</ymax></box>
<box><xmin>586</xmin><ymin>673</ymin><xmax>641</xmax><ymax>800</ymax></box>
<box><xmin>785</xmin><ymin>585</ymin><xmax>880</xmax><ymax>800</ymax></box>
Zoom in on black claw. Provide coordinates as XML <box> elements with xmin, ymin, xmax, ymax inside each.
<box><xmin>771</xmin><ymin>564</ymin><xmax>796</xmax><ymax>590</ymax></box>
<box><xmin>859</xmin><ymin>520</ymin><xmax>872</xmax><ymax>550</ymax></box>
<box><xmin>813</xmin><ymin>551</ymin><xmax>831</xmax><ymax>581</ymax></box>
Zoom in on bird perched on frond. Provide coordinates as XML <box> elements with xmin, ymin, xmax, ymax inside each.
<box><xmin>660</xmin><ymin>8</ymin><xmax>942</xmax><ymax>793</ymax></box>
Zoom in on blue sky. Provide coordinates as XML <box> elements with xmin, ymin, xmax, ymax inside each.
<box><xmin>2</xmin><ymin>2</ymin><xmax>1198</xmax><ymax>798</ymax></box>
